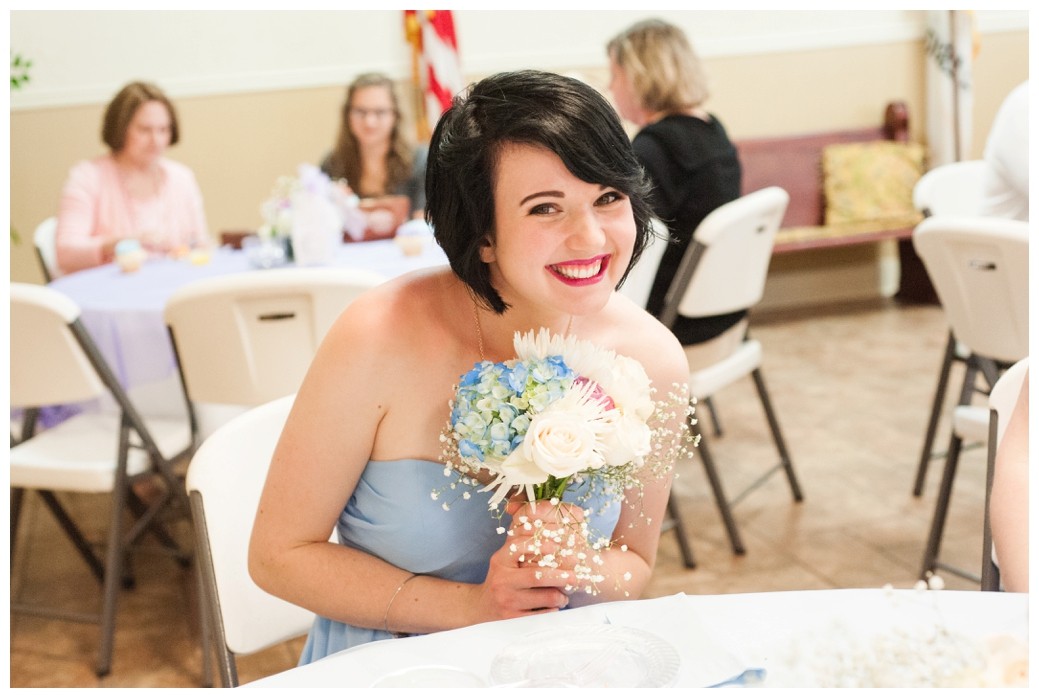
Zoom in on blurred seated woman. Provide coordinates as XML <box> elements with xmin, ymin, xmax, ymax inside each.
<box><xmin>55</xmin><ymin>81</ymin><xmax>209</xmax><ymax>274</ymax></box>
<box><xmin>607</xmin><ymin>19</ymin><xmax>744</xmax><ymax>370</ymax></box>
<box><xmin>320</xmin><ymin>72</ymin><xmax>427</xmax><ymax>220</ymax></box>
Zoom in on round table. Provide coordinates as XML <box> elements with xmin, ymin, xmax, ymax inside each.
<box><xmin>47</xmin><ymin>239</ymin><xmax>449</xmax><ymax>399</ymax></box>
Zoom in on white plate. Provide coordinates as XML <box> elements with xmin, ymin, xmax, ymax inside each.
<box><xmin>371</xmin><ymin>665</ymin><xmax>487</xmax><ymax>687</ymax></box>
<box><xmin>490</xmin><ymin>624</ymin><xmax>680</xmax><ymax>688</ymax></box>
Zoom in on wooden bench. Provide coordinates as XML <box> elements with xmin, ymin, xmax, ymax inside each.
<box><xmin>734</xmin><ymin>102</ymin><xmax>936</xmax><ymax>302</ymax></box>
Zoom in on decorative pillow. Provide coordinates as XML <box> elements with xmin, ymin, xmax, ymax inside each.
<box><xmin>822</xmin><ymin>140</ymin><xmax>926</xmax><ymax>225</ymax></box>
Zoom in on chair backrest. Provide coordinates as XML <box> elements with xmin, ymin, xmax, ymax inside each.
<box><xmin>659</xmin><ymin>186</ymin><xmax>789</xmax><ymax>327</ymax></box>
<box><xmin>33</xmin><ymin>217</ymin><xmax>60</xmax><ymax>282</ymax></box>
<box><xmin>185</xmin><ymin>394</ymin><xmax>314</xmax><ymax>669</ymax></box>
<box><xmin>617</xmin><ymin>217</ymin><xmax>670</xmax><ymax>309</ymax></box>
<box><xmin>164</xmin><ymin>267</ymin><xmax>385</xmax><ymax>406</ymax></box>
<box><xmin>989</xmin><ymin>358</ymin><xmax>1029</xmax><ymax>444</ymax></box>
<box><xmin>912</xmin><ymin>160</ymin><xmax>989</xmax><ymax>217</ymax></box>
<box><xmin>10</xmin><ymin>282</ymin><xmax>107</xmax><ymax>407</ymax></box>
<box><xmin>913</xmin><ymin>216</ymin><xmax>1029</xmax><ymax>364</ymax></box>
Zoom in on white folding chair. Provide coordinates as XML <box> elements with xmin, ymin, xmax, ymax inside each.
<box><xmin>913</xmin><ymin>216</ymin><xmax>1029</xmax><ymax>583</ymax></box>
<box><xmin>912</xmin><ymin>160</ymin><xmax>989</xmax><ymax>219</ymax></box>
<box><xmin>617</xmin><ymin>217</ymin><xmax>670</xmax><ymax>310</ymax></box>
<box><xmin>980</xmin><ymin>357</ymin><xmax>1028</xmax><ymax>592</ymax></box>
<box><xmin>658</xmin><ymin>186</ymin><xmax>803</xmax><ymax>565</ymax></box>
<box><xmin>618</xmin><ymin>217</ymin><xmax>725</xmax><ymax>440</ymax></box>
<box><xmin>33</xmin><ymin>216</ymin><xmax>60</xmax><ymax>282</ymax></box>
<box><xmin>164</xmin><ymin>267</ymin><xmax>385</xmax><ymax>444</ymax></box>
<box><xmin>9</xmin><ymin>283</ymin><xmax>193</xmax><ymax>677</ymax></box>
<box><xmin>910</xmin><ymin>160</ymin><xmax>1000</xmax><ymax>497</ymax></box>
<box><xmin>185</xmin><ymin>394</ymin><xmax>315</xmax><ymax>687</ymax></box>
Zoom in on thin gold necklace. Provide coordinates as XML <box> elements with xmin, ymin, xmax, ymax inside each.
<box><xmin>472</xmin><ymin>299</ymin><xmax>573</xmax><ymax>362</ymax></box>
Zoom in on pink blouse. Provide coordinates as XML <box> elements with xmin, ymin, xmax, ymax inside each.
<box><xmin>55</xmin><ymin>155</ymin><xmax>209</xmax><ymax>274</ymax></box>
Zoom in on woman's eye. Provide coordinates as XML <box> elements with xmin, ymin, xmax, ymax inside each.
<box><xmin>596</xmin><ymin>191</ymin><xmax>623</xmax><ymax>206</ymax></box>
<box><xmin>528</xmin><ymin>203</ymin><xmax>555</xmax><ymax>215</ymax></box>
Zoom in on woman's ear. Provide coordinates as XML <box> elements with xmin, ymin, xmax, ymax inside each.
<box><xmin>478</xmin><ymin>234</ymin><xmax>496</xmax><ymax>264</ymax></box>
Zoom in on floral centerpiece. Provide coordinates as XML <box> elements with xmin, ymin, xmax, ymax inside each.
<box><xmin>437</xmin><ymin>328</ymin><xmax>695</xmax><ymax>594</ymax></box>
<box><xmin>258</xmin><ymin>164</ymin><xmax>369</xmax><ymax>263</ymax></box>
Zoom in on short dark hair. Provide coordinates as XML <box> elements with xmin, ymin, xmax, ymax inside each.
<box><xmin>101</xmin><ymin>81</ymin><xmax>179</xmax><ymax>152</ymax></box>
<box><xmin>426</xmin><ymin>69</ymin><xmax>655</xmax><ymax>314</ymax></box>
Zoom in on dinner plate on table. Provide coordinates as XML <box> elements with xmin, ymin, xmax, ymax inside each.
<box><xmin>490</xmin><ymin>624</ymin><xmax>681</xmax><ymax>688</ymax></box>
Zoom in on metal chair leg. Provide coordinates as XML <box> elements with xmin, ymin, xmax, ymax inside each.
<box><xmin>920</xmin><ymin>359</ymin><xmax>981</xmax><ymax>583</ymax></box>
<box><xmin>980</xmin><ymin>413</ymin><xmax>1002</xmax><ymax>592</ymax></box>
<box><xmin>190</xmin><ymin>491</ymin><xmax>239</xmax><ymax>687</ymax></box>
<box><xmin>703</xmin><ymin>395</ymin><xmax>723</xmax><ymax>437</ymax></box>
<box><xmin>914</xmin><ymin>332</ymin><xmax>958</xmax><ymax>496</ymax></box>
<box><xmin>751</xmin><ymin>368</ymin><xmax>803</xmax><ymax>501</ymax></box>
<box><xmin>10</xmin><ymin>487</ymin><xmax>25</xmax><ymax>564</ymax></box>
<box><xmin>697</xmin><ymin>430</ymin><xmax>746</xmax><ymax>555</ymax></box>
<box><xmin>920</xmin><ymin>433</ymin><xmax>962</xmax><ymax>580</ymax></box>
<box><xmin>665</xmin><ymin>495</ymin><xmax>696</xmax><ymax>569</ymax></box>
<box><xmin>194</xmin><ymin>552</ymin><xmax>216</xmax><ymax>687</ymax></box>
<box><xmin>96</xmin><ymin>422</ymin><xmax>133</xmax><ymax>677</ymax></box>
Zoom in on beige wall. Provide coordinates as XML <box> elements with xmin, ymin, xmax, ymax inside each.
<box><xmin>8</xmin><ymin>29</ymin><xmax>1029</xmax><ymax>286</ymax></box>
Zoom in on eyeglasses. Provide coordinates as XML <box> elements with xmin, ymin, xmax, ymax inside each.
<box><xmin>349</xmin><ymin>107</ymin><xmax>395</xmax><ymax>120</ymax></box>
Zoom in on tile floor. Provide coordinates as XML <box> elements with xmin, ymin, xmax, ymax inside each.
<box><xmin>8</xmin><ymin>298</ymin><xmax>994</xmax><ymax>688</ymax></box>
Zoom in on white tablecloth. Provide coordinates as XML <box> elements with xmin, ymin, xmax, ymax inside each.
<box><xmin>243</xmin><ymin>589</ymin><xmax>1028</xmax><ymax>688</ymax></box>
<box><xmin>48</xmin><ymin>241</ymin><xmax>449</xmax><ymax>392</ymax></box>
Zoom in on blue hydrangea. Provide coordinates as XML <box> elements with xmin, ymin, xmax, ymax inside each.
<box><xmin>449</xmin><ymin>355</ymin><xmax>574</xmax><ymax>463</ymax></box>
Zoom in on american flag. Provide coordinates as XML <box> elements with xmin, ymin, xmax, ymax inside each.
<box><xmin>405</xmin><ymin>9</ymin><xmax>464</xmax><ymax>142</ymax></box>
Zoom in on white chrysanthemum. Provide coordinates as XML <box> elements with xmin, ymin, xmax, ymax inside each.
<box><xmin>513</xmin><ymin>329</ymin><xmax>653</xmax><ymax>419</ymax></box>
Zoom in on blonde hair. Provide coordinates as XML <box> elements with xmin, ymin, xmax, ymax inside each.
<box><xmin>607</xmin><ymin>19</ymin><xmax>709</xmax><ymax>114</ymax></box>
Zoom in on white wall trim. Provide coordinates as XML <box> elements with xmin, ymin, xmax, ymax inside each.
<box><xmin>10</xmin><ymin>10</ymin><xmax>1028</xmax><ymax>111</ymax></box>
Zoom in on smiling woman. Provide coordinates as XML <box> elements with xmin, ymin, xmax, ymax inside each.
<box><xmin>247</xmin><ymin>69</ymin><xmax>691</xmax><ymax>667</ymax></box>
<box><xmin>53</xmin><ymin>81</ymin><xmax>209</xmax><ymax>274</ymax></box>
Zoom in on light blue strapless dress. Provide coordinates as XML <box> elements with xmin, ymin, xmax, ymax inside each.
<box><xmin>298</xmin><ymin>458</ymin><xmax>621</xmax><ymax>664</ymax></box>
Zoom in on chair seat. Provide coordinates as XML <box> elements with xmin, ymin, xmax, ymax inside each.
<box><xmin>10</xmin><ymin>412</ymin><xmax>191</xmax><ymax>493</ymax></box>
<box><xmin>952</xmin><ymin>404</ymin><xmax>989</xmax><ymax>443</ymax></box>
<box><xmin>688</xmin><ymin>339</ymin><xmax>762</xmax><ymax>399</ymax></box>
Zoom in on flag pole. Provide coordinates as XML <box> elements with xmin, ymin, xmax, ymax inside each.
<box><xmin>406</xmin><ymin>11</ymin><xmax>431</xmax><ymax>144</ymax></box>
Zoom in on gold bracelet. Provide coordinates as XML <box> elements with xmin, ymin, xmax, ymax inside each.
<box><xmin>383</xmin><ymin>572</ymin><xmax>421</xmax><ymax>635</ymax></box>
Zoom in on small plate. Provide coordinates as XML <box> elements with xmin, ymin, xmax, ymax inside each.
<box><xmin>490</xmin><ymin>624</ymin><xmax>680</xmax><ymax>688</ymax></box>
<box><xmin>371</xmin><ymin>664</ymin><xmax>487</xmax><ymax>687</ymax></box>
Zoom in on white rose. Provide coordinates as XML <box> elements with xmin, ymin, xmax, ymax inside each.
<box><xmin>599</xmin><ymin>412</ymin><xmax>652</xmax><ymax>467</ymax></box>
<box><xmin>516</xmin><ymin>407</ymin><xmax>605</xmax><ymax>479</ymax></box>
<box><xmin>498</xmin><ymin>449</ymin><xmax>548</xmax><ymax>486</ymax></box>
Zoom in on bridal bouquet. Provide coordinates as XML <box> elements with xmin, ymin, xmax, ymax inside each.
<box><xmin>437</xmin><ymin>329</ymin><xmax>694</xmax><ymax>593</ymax></box>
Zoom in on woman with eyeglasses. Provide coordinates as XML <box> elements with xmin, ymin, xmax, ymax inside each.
<box><xmin>320</xmin><ymin>72</ymin><xmax>427</xmax><ymax>220</ymax></box>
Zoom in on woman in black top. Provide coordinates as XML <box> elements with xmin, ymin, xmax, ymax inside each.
<box><xmin>607</xmin><ymin>19</ymin><xmax>744</xmax><ymax>367</ymax></box>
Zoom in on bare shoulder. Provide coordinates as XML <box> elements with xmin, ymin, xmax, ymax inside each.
<box><xmin>601</xmin><ymin>294</ymin><xmax>689</xmax><ymax>391</ymax></box>
<box><xmin>322</xmin><ymin>267</ymin><xmax>457</xmax><ymax>363</ymax></box>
